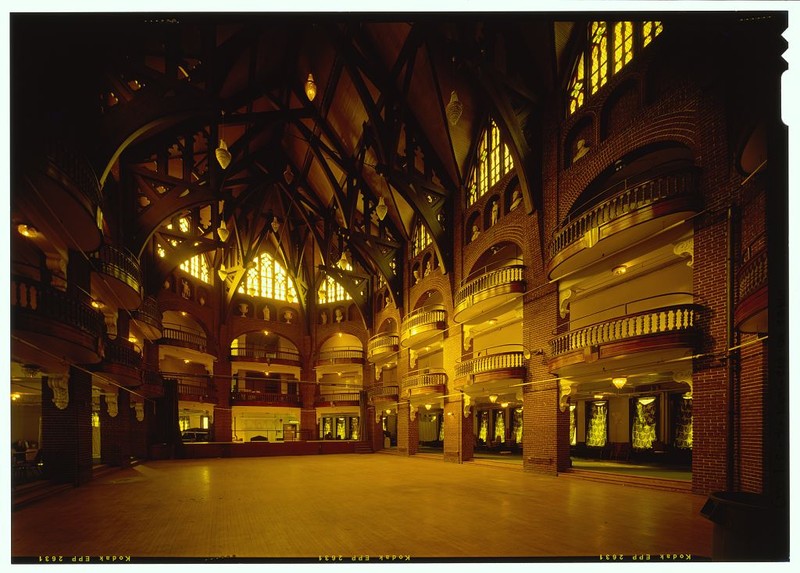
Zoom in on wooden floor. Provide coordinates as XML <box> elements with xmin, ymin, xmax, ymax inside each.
<box><xmin>10</xmin><ymin>454</ymin><xmax>713</xmax><ymax>562</ymax></box>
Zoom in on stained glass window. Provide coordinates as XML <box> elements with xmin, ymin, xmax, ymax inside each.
<box><xmin>466</xmin><ymin>119</ymin><xmax>515</xmax><ymax>206</ymax></box>
<box><xmin>238</xmin><ymin>252</ymin><xmax>298</xmax><ymax>302</ymax></box>
<box><xmin>319</xmin><ymin>256</ymin><xmax>352</xmax><ymax>304</ymax></box>
<box><xmin>613</xmin><ymin>21</ymin><xmax>634</xmax><ymax>74</ymax></box>
<box><xmin>412</xmin><ymin>221</ymin><xmax>432</xmax><ymax>256</ymax></box>
<box><xmin>568</xmin><ymin>53</ymin><xmax>586</xmax><ymax>114</ymax></box>
<box><xmin>643</xmin><ymin>21</ymin><xmax>663</xmax><ymax>47</ymax></box>
<box><xmin>590</xmin><ymin>21</ymin><xmax>608</xmax><ymax>94</ymax></box>
<box><xmin>514</xmin><ymin>408</ymin><xmax>523</xmax><ymax>444</ymax></box>
<box><xmin>180</xmin><ymin>254</ymin><xmax>210</xmax><ymax>284</ymax></box>
<box><xmin>494</xmin><ymin>410</ymin><xmax>506</xmax><ymax>443</ymax></box>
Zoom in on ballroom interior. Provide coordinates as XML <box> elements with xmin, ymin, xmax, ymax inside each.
<box><xmin>7</xmin><ymin>10</ymin><xmax>789</xmax><ymax>561</ymax></box>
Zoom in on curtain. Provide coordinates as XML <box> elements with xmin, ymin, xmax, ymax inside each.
<box><xmin>673</xmin><ymin>398</ymin><xmax>693</xmax><ymax>449</ymax></box>
<box><xmin>350</xmin><ymin>417</ymin><xmax>359</xmax><ymax>440</ymax></box>
<box><xmin>494</xmin><ymin>410</ymin><xmax>506</xmax><ymax>443</ymax></box>
<box><xmin>586</xmin><ymin>402</ymin><xmax>607</xmax><ymax>447</ymax></box>
<box><xmin>514</xmin><ymin>409</ymin><xmax>523</xmax><ymax>444</ymax></box>
<box><xmin>631</xmin><ymin>399</ymin><xmax>657</xmax><ymax>450</ymax></box>
<box><xmin>478</xmin><ymin>412</ymin><xmax>489</xmax><ymax>444</ymax></box>
<box><xmin>569</xmin><ymin>406</ymin><xmax>577</xmax><ymax>446</ymax></box>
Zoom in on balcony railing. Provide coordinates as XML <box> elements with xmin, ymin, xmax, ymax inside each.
<box><xmin>230</xmin><ymin>345</ymin><xmax>301</xmax><ymax>364</ymax></box>
<box><xmin>550</xmin><ymin>169</ymin><xmax>697</xmax><ymax>260</ymax></box>
<box><xmin>400</xmin><ymin>306</ymin><xmax>446</xmax><ymax>342</ymax></box>
<box><xmin>455</xmin><ymin>345</ymin><xmax>527</xmax><ymax>378</ymax></box>
<box><xmin>316</xmin><ymin>348</ymin><xmax>365</xmax><ymax>364</ymax></box>
<box><xmin>160</xmin><ymin>326</ymin><xmax>207</xmax><ymax>352</ymax></box>
<box><xmin>90</xmin><ymin>244</ymin><xmax>142</xmax><ymax>293</ymax></box>
<box><xmin>41</xmin><ymin>139</ymin><xmax>103</xmax><ymax>208</ymax></box>
<box><xmin>231</xmin><ymin>390</ymin><xmax>301</xmax><ymax>405</ymax></box>
<box><xmin>103</xmin><ymin>336</ymin><xmax>143</xmax><ymax>370</ymax></box>
<box><xmin>131</xmin><ymin>296</ymin><xmax>163</xmax><ymax>333</ymax></box>
<box><xmin>739</xmin><ymin>248</ymin><xmax>768</xmax><ymax>302</ymax></box>
<box><xmin>550</xmin><ymin>304</ymin><xmax>700</xmax><ymax>357</ymax></box>
<box><xmin>454</xmin><ymin>264</ymin><xmax>525</xmax><ymax>313</ymax></box>
<box><xmin>367</xmin><ymin>333</ymin><xmax>399</xmax><ymax>360</ymax></box>
<box><xmin>169</xmin><ymin>376</ymin><xmax>214</xmax><ymax>401</ymax></box>
<box><xmin>11</xmin><ymin>275</ymin><xmax>104</xmax><ymax>339</ymax></box>
<box><xmin>401</xmin><ymin>369</ymin><xmax>448</xmax><ymax>392</ymax></box>
<box><xmin>142</xmin><ymin>369</ymin><xmax>163</xmax><ymax>387</ymax></box>
<box><xmin>316</xmin><ymin>392</ymin><xmax>362</xmax><ymax>404</ymax></box>
<box><xmin>367</xmin><ymin>385</ymin><xmax>400</xmax><ymax>400</ymax></box>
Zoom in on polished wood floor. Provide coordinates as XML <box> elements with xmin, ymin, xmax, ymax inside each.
<box><xmin>11</xmin><ymin>454</ymin><xmax>712</xmax><ymax>562</ymax></box>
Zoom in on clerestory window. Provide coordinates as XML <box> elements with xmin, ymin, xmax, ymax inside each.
<box><xmin>238</xmin><ymin>252</ymin><xmax>298</xmax><ymax>302</ymax></box>
<box><xmin>467</xmin><ymin>119</ymin><xmax>514</xmax><ymax>207</ymax></box>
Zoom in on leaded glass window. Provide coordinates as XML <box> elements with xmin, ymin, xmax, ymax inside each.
<box><xmin>586</xmin><ymin>401</ymin><xmax>608</xmax><ymax>447</ymax></box>
<box><xmin>238</xmin><ymin>252</ymin><xmax>298</xmax><ymax>302</ymax></box>
<box><xmin>466</xmin><ymin>119</ymin><xmax>515</xmax><ymax>207</ymax></box>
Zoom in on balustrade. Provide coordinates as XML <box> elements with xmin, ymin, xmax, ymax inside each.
<box><xmin>161</xmin><ymin>326</ymin><xmax>207</xmax><ymax>352</ymax></box>
<box><xmin>231</xmin><ymin>390</ymin><xmax>300</xmax><ymax>405</ymax></box>
<box><xmin>401</xmin><ymin>370</ymin><xmax>447</xmax><ymax>391</ymax></box>
<box><xmin>316</xmin><ymin>392</ymin><xmax>362</xmax><ymax>403</ymax></box>
<box><xmin>103</xmin><ymin>336</ymin><xmax>142</xmax><ymax>369</ymax></box>
<box><xmin>317</xmin><ymin>348</ymin><xmax>365</xmax><ymax>363</ymax></box>
<box><xmin>230</xmin><ymin>345</ymin><xmax>301</xmax><ymax>363</ymax></box>
<box><xmin>367</xmin><ymin>385</ymin><xmax>399</xmax><ymax>400</ymax></box>
<box><xmin>738</xmin><ymin>248</ymin><xmax>768</xmax><ymax>302</ymax></box>
<box><xmin>455</xmin><ymin>348</ymin><xmax>526</xmax><ymax>378</ymax></box>
<box><xmin>90</xmin><ymin>244</ymin><xmax>142</xmax><ymax>292</ymax></box>
<box><xmin>400</xmin><ymin>306</ymin><xmax>446</xmax><ymax>340</ymax></box>
<box><xmin>367</xmin><ymin>334</ymin><xmax>399</xmax><ymax>359</ymax></box>
<box><xmin>132</xmin><ymin>296</ymin><xmax>162</xmax><ymax>332</ymax></box>
<box><xmin>455</xmin><ymin>264</ymin><xmax>525</xmax><ymax>312</ymax></box>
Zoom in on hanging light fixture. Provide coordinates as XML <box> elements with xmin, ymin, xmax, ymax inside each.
<box><xmin>217</xmin><ymin>220</ymin><xmax>230</xmax><ymax>242</ymax></box>
<box><xmin>305</xmin><ymin>73</ymin><xmax>317</xmax><ymax>102</ymax></box>
<box><xmin>489</xmin><ymin>395</ymin><xmax>498</xmax><ymax>404</ymax></box>
<box><xmin>424</xmin><ymin>404</ymin><xmax>432</xmax><ymax>411</ymax></box>
<box><xmin>215</xmin><ymin>139</ymin><xmax>231</xmax><ymax>169</ymax></box>
<box><xmin>446</xmin><ymin>90</ymin><xmax>463</xmax><ymax>126</ymax></box>
<box><xmin>612</xmin><ymin>377</ymin><xmax>627</xmax><ymax>390</ymax></box>
<box><xmin>375</xmin><ymin>196</ymin><xmax>388</xmax><ymax>221</ymax></box>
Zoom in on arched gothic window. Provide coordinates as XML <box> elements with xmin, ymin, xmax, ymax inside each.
<box><xmin>467</xmin><ymin>119</ymin><xmax>514</xmax><ymax>207</ymax></box>
<box><xmin>238</xmin><ymin>252</ymin><xmax>298</xmax><ymax>302</ymax></box>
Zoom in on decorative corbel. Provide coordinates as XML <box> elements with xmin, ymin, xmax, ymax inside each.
<box><xmin>673</xmin><ymin>370</ymin><xmax>693</xmax><ymax>397</ymax></box>
<box><xmin>131</xmin><ymin>401</ymin><xmax>145</xmax><ymax>422</ymax></box>
<box><xmin>105</xmin><ymin>391</ymin><xmax>119</xmax><ymax>418</ymax></box>
<box><xmin>558</xmin><ymin>381</ymin><xmax>574</xmax><ymax>412</ymax></box>
<box><xmin>409</xmin><ymin>404</ymin><xmax>418</xmax><ymax>421</ymax></box>
<box><xmin>47</xmin><ymin>377</ymin><xmax>69</xmax><ymax>410</ymax></box>
<box><xmin>463</xmin><ymin>394</ymin><xmax>472</xmax><ymax>418</ymax></box>
<box><xmin>375</xmin><ymin>409</ymin><xmax>382</xmax><ymax>424</ymax></box>
<box><xmin>559</xmin><ymin>288</ymin><xmax>575</xmax><ymax>319</ymax></box>
<box><xmin>375</xmin><ymin>364</ymin><xmax>382</xmax><ymax>381</ymax></box>
<box><xmin>673</xmin><ymin>237</ymin><xmax>694</xmax><ymax>267</ymax></box>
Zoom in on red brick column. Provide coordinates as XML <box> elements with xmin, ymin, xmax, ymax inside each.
<box><xmin>397</xmin><ymin>402</ymin><xmax>419</xmax><ymax>456</ymax></box>
<box><xmin>522</xmin><ymin>286</ymin><xmax>570</xmax><ymax>474</ymax></box>
<box><xmin>367</xmin><ymin>405</ymin><xmax>384</xmax><ymax>451</ymax></box>
<box><xmin>100</xmin><ymin>390</ymin><xmax>131</xmax><ymax>467</ymax></box>
<box><xmin>129</xmin><ymin>399</ymin><xmax>148</xmax><ymax>459</ymax></box>
<box><xmin>299</xmin><ymin>381</ymin><xmax>318</xmax><ymax>440</ymax></box>
<box><xmin>213</xmin><ymin>359</ymin><xmax>232</xmax><ymax>442</ymax></box>
<box><xmin>443</xmin><ymin>396</ymin><xmax>473</xmax><ymax>463</ymax></box>
<box><xmin>737</xmin><ymin>334</ymin><xmax>767</xmax><ymax>492</ymax></box>
<box><xmin>41</xmin><ymin>367</ymin><xmax>93</xmax><ymax>485</ymax></box>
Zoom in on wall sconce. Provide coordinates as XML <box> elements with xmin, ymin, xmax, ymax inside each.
<box><xmin>215</xmin><ymin>139</ymin><xmax>231</xmax><ymax>169</ymax></box>
<box><xmin>217</xmin><ymin>220</ymin><xmax>230</xmax><ymax>242</ymax></box>
<box><xmin>489</xmin><ymin>395</ymin><xmax>498</xmax><ymax>403</ymax></box>
<box><xmin>375</xmin><ymin>196</ymin><xmax>388</xmax><ymax>221</ymax></box>
<box><xmin>446</xmin><ymin>90</ymin><xmax>463</xmax><ymax>126</ymax></box>
<box><xmin>305</xmin><ymin>73</ymin><xmax>317</xmax><ymax>102</ymax></box>
<box><xmin>500</xmin><ymin>402</ymin><xmax>509</xmax><ymax>408</ymax></box>
<box><xmin>612</xmin><ymin>377</ymin><xmax>627</xmax><ymax>390</ymax></box>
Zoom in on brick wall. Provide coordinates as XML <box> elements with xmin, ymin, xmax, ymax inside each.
<box><xmin>396</xmin><ymin>402</ymin><xmax>418</xmax><ymax>456</ymax></box>
<box><xmin>129</xmin><ymin>401</ymin><xmax>148</xmax><ymax>459</ymax></box>
<box><xmin>443</xmin><ymin>397</ymin><xmax>473</xmax><ymax>463</ymax></box>
<box><xmin>41</xmin><ymin>367</ymin><xmax>93</xmax><ymax>485</ymax></box>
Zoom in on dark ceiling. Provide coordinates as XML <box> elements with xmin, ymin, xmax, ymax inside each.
<box><xmin>12</xmin><ymin>13</ymin><xmax>574</xmax><ymax>315</ymax></box>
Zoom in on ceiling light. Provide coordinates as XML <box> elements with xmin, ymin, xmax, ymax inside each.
<box><xmin>263</xmin><ymin>330</ymin><xmax>269</xmax><ymax>336</ymax></box>
<box><xmin>11</xmin><ymin>393</ymin><xmax>21</xmax><ymax>401</ymax></box>
<box><xmin>446</xmin><ymin>90</ymin><xmax>463</xmax><ymax>126</ymax></box>
<box><xmin>593</xmin><ymin>394</ymin><xmax>605</xmax><ymax>400</ymax></box>
<box><xmin>184</xmin><ymin>359</ymin><xmax>190</xmax><ymax>364</ymax></box>
<box><xmin>305</xmin><ymin>73</ymin><xmax>317</xmax><ymax>102</ymax></box>
<box><xmin>488</xmin><ymin>319</ymin><xmax>497</xmax><ymax>326</ymax></box>
<box><xmin>489</xmin><ymin>395</ymin><xmax>498</xmax><ymax>403</ymax></box>
<box><xmin>424</xmin><ymin>404</ymin><xmax>432</xmax><ymax>410</ymax></box>
<box><xmin>375</xmin><ymin>196</ymin><xmax>388</xmax><ymax>221</ymax></box>
<box><xmin>215</xmin><ymin>139</ymin><xmax>231</xmax><ymax>169</ymax></box>
<box><xmin>17</xmin><ymin>224</ymin><xmax>38</xmax><ymax>238</ymax></box>
<box><xmin>217</xmin><ymin>220</ymin><xmax>230</xmax><ymax>242</ymax></box>
<box><xmin>612</xmin><ymin>377</ymin><xmax>627</xmax><ymax>390</ymax></box>
<box><xmin>91</xmin><ymin>300</ymin><xmax>104</xmax><ymax>309</ymax></box>
<box><xmin>612</xmin><ymin>265</ymin><xmax>627</xmax><ymax>276</ymax></box>
<box><xmin>500</xmin><ymin>402</ymin><xmax>509</xmax><ymax>408</ymax></box>
<box><xmin>385</xmin><ymin>409</ymin><xmax>391</xmax><ymax>414</ymax></box>
<box><xmin>639</xmin><ymin>397</ymin><xmax>656</xmax><ymax>406</ymax></box>
<box><xmin>128</xmin><ymin>336</ymin><xmax>138</xmax><ymax>344</ymax></box>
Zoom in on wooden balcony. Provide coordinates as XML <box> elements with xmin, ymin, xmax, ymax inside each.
<box><xmin>91</xmin><ymin>336</ymin><xmax>143</xmax><ymax>387</ymax></box>
<box><xmin>231</xmin><ymin>390</ymin><xmax>301</xmax><ymax>406</ymax></box>
<box><xmin>131</xmin><ymin>296</ymin><xmax>163</xmax><ymax>341</ymax></box>
<box><xmin>170</xmin><ymin>376</ymin><xmax>216</xmax><ymax>403</ymax></box>
<box><xmin>140</xmin><ymin>369</ymin><xmax>164</xmax><ymax>399</ymax></box>
<box><xmin>736</xmin><ymin>247</ymin><xmax>768</xmax><ymax>333</ymax></box>
<box><xmin>547</xmin><ymin>169</ymin><xmax>699</xmax><ymax>280</ymax></box>
<box><xmin>400</xmin><ymin>306</ymin><xmax>447</xmax><ymax>349</ymax></box>
<box><xmin>11</xmin><ymin>275</ymin><xmax>104</xmax><ymax>366</ymax></box>
<box><xmin>367</xmin><ymin>385</ymin><xmax>399</xmax><ymax>404</ymax></box>
<box><xmin>315</xmin><ymin>348</ymin><xmax>365</xmax><ymax>367</ymax></box>
<box><xmin>315</xmin><ymin>392</ymin><xmax>362</xmax><ymax>406</ymax></box>
<box><xmin>159</xmin><ymin>326</ymin><xmax>208</xmax><ymax>353</ymax></box>
<box><xmin>454</xmin><ymin>346</ymin><xmax>527</xmax><ymax>389</ymax></box>
<box><xmin>548</xmin><ymin>303</ymin><xmax>701</xmax><ymax>372</ymax></box>
<box><xmin>230</xmin><ymin>346</ymin><xmax>302</xmax><ymax>366</ymax></box>
<box><xmin>18</xmin><ymin>139</ymin><xmax>104</xmax><ymax>251</ymax></box>
<box><xmin>453</xmin><ymin>264</ymin><xmax>525</xmax><ymax>323</ymax></box>
<box><xmin>401</xmin><ymin>370</ymin><xmax>447</xmax><ymax>397</ymax></box>
<box><xmin>367</xmin><ymin>333</ymin><xmax>399</xmax><ymax>362</ymax></box>
<box><xmin>90</xmin><ymin>244</ymin><xmax>142</xmax><ymax>310</ymax></box>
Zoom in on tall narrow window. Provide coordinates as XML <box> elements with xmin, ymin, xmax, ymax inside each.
<box><xmin>568</xmin><ymin>53</ymin><xmax>586</xmax><ymax>114</ymax></box>
<box><xmin>180</xmin><ymin>254</ymin><xmax>210</xmax><ymax>284</ymax></box>
<box><xmin>643</xmin><ymin>20</ymin><xmax>663</xmax><ymax>47</ymax></box>
<box><xmin>238</xmin><ymin>252</ymin><xmax>298</xmax><ymax>302</ymax></box>
<box><xmin>466</xmin><ymin>119</ymin><xmax>515</xmax><ymax>206</ymax></box>
<box><xmin>613</xmin><ymin>21</ymin><xmax>634</xmax><ymax>74</ymax></box>
<box><xmin>589</xmin><ymin>21</ymin><xmax>608</xmax><ymax>94</ymax></box>
<box><xmin>412</xmin><ymin>221</ymin><xmax>432</xmax><ymax>256</ymax></box>
<box><xmin>319</xmin><ymin>257</ymin><xmax>352</xmax><ymax>304</ymax></box>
